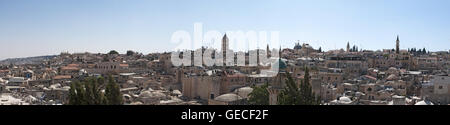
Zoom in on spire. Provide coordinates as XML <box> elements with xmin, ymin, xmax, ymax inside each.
<box><xmin>279</xmin><ymin>46</ymin><xmax>282</xmax><ymax>59</ymax></box>
<box><xmin>396</xmin><ymin>35</ymin><xmax>400</xmax><ymax>54</ymax></box>
<box><xmin>346</xmin><ymin>41</ymin><xmax>350</xmax><ymax>52</ymax></box>
<box><xmin>294</xmin><ymin>40</ymin><xmax>302</xmax><ymax>50</ymax></box>
<box><xmin>222</xmin><ymin>33</ymin><xmax>229</xmax><ymax>67</ymax></box>
<box><xmin>222</xmin><ymin>33</ymin><xmax>229</xmax><ymax>51</ymax></box>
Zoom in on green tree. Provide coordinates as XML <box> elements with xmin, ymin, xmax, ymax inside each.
<box><xmin>108</xmin><ymin>50</ymin><xmax>119</xmax><ymax>55</ymax></box>
<box><xmin>97</xmin><ymin>76</ymin><xmax>105</xmax><ymax>86</ymax></box>
<box><xmin>278</xmin><ymin>71</ymin><xmax>300</xmax><ymax>105</ymax></box>
<box><xmin>84</xmin><ymin>78</ymin><xmax>94</xmax><ymax>105</ymax></box>
<box><xmin>84</xmin><ymin>77</ymin><xmax>105</xmax><ymax>105</ymax></box>
<box><xmin>278</xmin><ymin>67</ymin><xmax>320</xmax><ymax>105</ymax></box>
<box><xmin>105</xmin><ymin>76</ymin><xmax>123</xmax><ymax>105</ymax></box>
<box><xmin>298</xmin><ymin>67</ymin><xmax>320</xmax><ymax>105</ymax></box>
<box><xmin>248</xmin><ymin>82</ymin><xmax>270</xmax><ymax>105</ymax></box>
<box><xmin>68</xmin><ymin>76</ymin><xmax>120</xmax><ymax>105</ymax></box>
<box><xmin>74</xmin><ymin>81</ymin><xmax>87</xmax><ymax>105</ymax></box>
<box><xmin>69</xmin><ymin>81</ymin><xmax>81</xmax><ymax>105</ymax></box>
<box><xmin>126</xmin><ymin>50</ymin><xmax>135</xmax><ymax>56</ymax></box>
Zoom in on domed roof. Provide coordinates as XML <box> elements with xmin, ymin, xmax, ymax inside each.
<box><xmin>415</xmin><ymin>100</ymin><xmax>434</xmax><ymax>105</ymax></box>
<box><xmin>388</xmin><ymin>67</ymin><xmax>397</xmax><ymax>71</ymax></box>
<box><xmin>339</xmin><ymin>96</ymin><xmax>352</xmax><ymax>103</ymax></box>
<box><xmin>293</xmin><ymin>43</ymin><xmax>302</xmax><ymax>50</ymax></box>
<box><xmin>127</xmin><ymin>80</ymin><xmax>134</xmax><ymax>84</ymax></box>
<box><xmin>214</xmin><ymin>93</ymin><xmax>242</xmax><ymax>102</ymax></box>
<box><xmin>172</xmin><ymin>90</ymin><xmax>182</xmax><ymax>95</ymax></box>
<box><xmin>302</xmin><ymin>43</ymin><xmax>313</xmax><ymax>49</ymax></box>
<box><xmin>123</xmin><ymin>94</ymin><xmax>131</xmax><ymax>98</ymax></box>
<box><xmin>49</xmin><ymin>84</ymin><xmax>62</xmax><ymax>89</ymax></box>
<box><xmin>138</xmin><ymin>91</ymin><xmax>152</xmax><ymax>98</ymax></box>
<box><xmin>25</xmin><ymin>69</ymin><xmax>34</xmax><ymax>73</ymax></box>
<box><xmin>25</xmin><ymin>95</ymin><xmax>37</xmax><ymax>102</ymax></box>
<box><xmin>235</xmin><ymin>87</ymin><xmax>253</xmax><ymax>93</ymax></box>
<box><xmin>139</xmin><ymin>91</ymin><xmax>166</xmax><ymax>98</ymax></box>
<box><xmin>355</xmin><ymin>92</ymin><xmax>365</xmax><ymax>96</ymax></box>
<box><xmin>130</xmin><ymin>101</ymin><xmax>143</xmax><ymax>105</ymax></box>
<box><xmin>234</xmin><ymin>87</ymin><xmax>253</xmax><ymax>98</ymax></box>
<box><xmin>139</xmin><ymin>91</ymin><xmax>153</xmax><ymax>98</ymax></box>
<box><xmin>274</xmin><ymin>58</ymin><xmax>287</xmax><ymax>70</ymax></box>
<box><xmin>62</xmin><ymin>86</ymin><xmax>71</xmax><ymax>90</ymax></box>
<box><xmin>386</xmin><ymin>74</ymin><xmax>398</xmax><ymax>81</ymax></box>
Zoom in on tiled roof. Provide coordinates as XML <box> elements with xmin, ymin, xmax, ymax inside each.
<box><xmin>53</xmin><ymin>75</ymin><xmax>72</xmax><ymax>80</ymax></box>
<box><xmin>61</xmin><ymin>66</ymin><xmax>79</xmax><ymax>70</ymax></box>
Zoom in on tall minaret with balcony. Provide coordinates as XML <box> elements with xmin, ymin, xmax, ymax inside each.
<box><xmin>346</xmin><ymin>42</ymin><xmax>350</xmax><ymax>52</ymax></box>
<box><xmin>222</xmin><ymin>34</ymin><xmax>229</xmax><ymax>66</ymax></box>
<box><xmin>396</xmin><ymin>35</ymin><xmax>400</xmax><ymax>54</ymax></box>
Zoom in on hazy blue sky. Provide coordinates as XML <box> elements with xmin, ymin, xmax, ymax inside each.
<box><xmin>1</xmin><ymin>0</ymin><xmax>449</xmax><ymax>59</ymax></box>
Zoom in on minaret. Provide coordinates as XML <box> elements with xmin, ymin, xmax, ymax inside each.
<box><xmin>279</xmin><ymin>46</ymin><xmax>282</xmax><ymax>59</ymax></box>
<box><xmin>396</xmin><ymin>35</ymin><xmax>400</xmax><ymax>54</ymax></box>
<box><xmin>346</xmin><ymin>42</ymin><xmax>350</xmax><ymax>52</ymax></box>
<box><xmin>222</xmin><ymin>34</ymin><xmax>229</xmax><ymax>66</ymax></box>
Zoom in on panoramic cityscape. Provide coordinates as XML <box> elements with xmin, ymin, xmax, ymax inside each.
<box><xmin>0</xmin><ymin>0</ymin><xmax>449</xmax><ymax>106</ymax></box>
<box><xmin>0</xmin><ymin>34</ymin><xmax>449</xmax><ymax>105</ymax></box>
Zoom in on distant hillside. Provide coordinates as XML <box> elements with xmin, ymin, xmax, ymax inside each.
<box><xmin>0</xmin><ymin>55</ymin><xmax>57</xmax><ymax>65</ymax></box>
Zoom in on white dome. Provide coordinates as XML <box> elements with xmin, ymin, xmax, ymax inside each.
<box><xmin>339</xmin><ymin>96</ymin><xmax>352</xmax><ymax>103</ymax></box>
<box><xmin>130</xmin><ymin>101</ymin><xmax>143</xmax><ymax>105</ymax></box>
<box><xmin>235</xmin><ymin>87</ymin><xmax>253</xmax><ymax>93</ymax></box>
<box><xmin>126</xmin><ymin>80</ymin><xmax>134</xmax><ymax>84</ymax></box>
<box><xmin>138</xmin><ymin>90</ymin><xmax>166</xmax><ymax>99</ymax></box>
<box><xmin>172</xmin><ymin>90</ymin><xmax>182</xmax><ymax>95</ymax></box>
<box><xmin>415</xmin><ymin>100</ymin><xmax>434</xmax><ymax>105</ymax></box>
<box><xmin>138</xmin><ymin>91</ymin><xmax>152</xmax><ymax>98</ymax></box>
<box><xmin>386</xmin><ymin>74</ymin><xmax>398</xmax><ymax>81</ymax></box>
<box><xmin>151</xmin><ymin>91</ymin><xmax>166</xmax><ymax>98</ymax></box>
<box><xmin>25</xmin><ymin>69</ymin><xmax>33</xmax><ymax>73</ymax></box>
<box><xmin>215</xmin><ymin>93</ymin><xmax>242</xmax><ymax>102</ymax></box>
<box><xmin>49</xmin><ymin>84</ymin><xmax>62</xmax><ymax>89</ymax></box>
<box><xmin>355</xmin><ymin>92</ymin><xmax>365</xmax><ymax>96</ymax></box>
<box><xmin>62</xmin><ymin>86</ymin><xmax>71</xmax><ymax>90</ymax></box>
<box><xmin>388</xmin><ymin>67</ymin><xmax>397</xmax><ymax>71</ymax></box>
<box><xmin>25</xmin><ymin>95</ymin><xmax>38</xmax><ymax>102</ymax></box>
<box><xmin>234</xmin><ymin>87</ymin><xmax>253</xmax><ymax>98</ymax></box>
<box><xmin>123</xmin><ymin>94</ymin><xmax>131</xmax><ymax>98</ymax></box>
